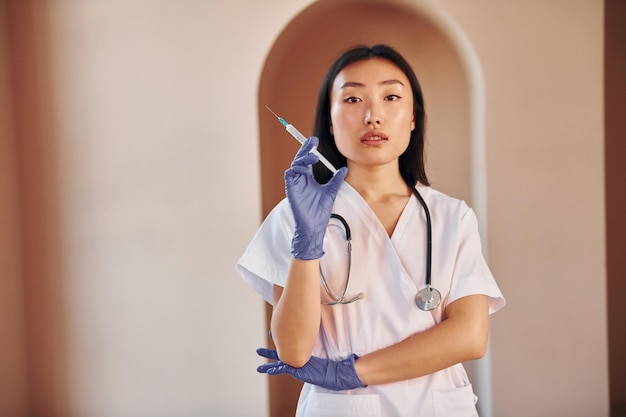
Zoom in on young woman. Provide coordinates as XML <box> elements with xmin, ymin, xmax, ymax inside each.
<box><xmin>236</xmin><ymin>44</ymin><xmax>505</xmax><ymax>417</ymax></box>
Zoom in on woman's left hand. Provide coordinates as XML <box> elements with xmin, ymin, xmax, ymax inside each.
<box><xmin>256</xmin><ymin>347</ymin><xmax>366</xmax><ymax>391</ymax></box>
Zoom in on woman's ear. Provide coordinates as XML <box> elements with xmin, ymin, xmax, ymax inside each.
<box><xmin>411</xmin><ymin>113</ymin><xmax>415</xmax><ymax>131</ymax></box>
<box><xmin>330</xmin><ymin>124</ymin><xmax>334</xmax><ymax>135</ymax></box>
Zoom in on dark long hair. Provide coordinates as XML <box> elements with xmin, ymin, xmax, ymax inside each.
<box><xmin>312</xmin><ymin>44</ymin><xmax>429</xmax><ymax>188</ymax></box>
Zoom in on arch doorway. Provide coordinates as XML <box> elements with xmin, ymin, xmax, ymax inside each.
<box><xmin>257</xmin><ymin>1</ymin><xmax>488</xmax><ymax>415</ymax></box>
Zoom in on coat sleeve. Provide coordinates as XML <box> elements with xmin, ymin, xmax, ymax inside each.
<box><xmin>447</xmin><ymin>205</ymin><xmax>506</xmax><ymax>314</ymax></box>
<box><xmin>235</xmin><ymin>198</ymin><xmax>295</xmax><ymax>305</ymax></box>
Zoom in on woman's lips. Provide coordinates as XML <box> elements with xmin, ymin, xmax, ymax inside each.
<box><xmin>360</xmin><ymin>131</ymin><xmax>388</xmax><ymax>144</ymax></box>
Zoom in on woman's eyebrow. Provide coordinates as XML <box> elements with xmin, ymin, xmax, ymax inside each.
<box><xmin>340</xmin><ymin>79</ymin><xmax>405</xmax><ymax>89</ymax></box>
<box><xmin>380</xmin><ymin>79</ymin><xmax>405</xmax><ymax>87</ymax></box>
<box><xmin>340</xmin><ymin>81</ymin><xmax>365</xmax><ymax>89</ymax></box>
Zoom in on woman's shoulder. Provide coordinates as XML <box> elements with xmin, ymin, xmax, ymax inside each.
<box><xmin>415</xmin><ymin>184</ymin><xmax>479</xmax><ymax>232</ymax></box>
<box><xmin>415</xmin><ymin>183</ymin><xmax>469</xmax><ymax>213</ymax></box>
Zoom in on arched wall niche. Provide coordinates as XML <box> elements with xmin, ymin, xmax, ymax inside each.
<box><xmin>258</xmin><ymin>0</ymin><xmax>472</xmax><ymax>217</ymax></box>
<box><xmin>257</xmin><ymin>1</ymin><xmax>486</xmax><ymax>416</ymax></box>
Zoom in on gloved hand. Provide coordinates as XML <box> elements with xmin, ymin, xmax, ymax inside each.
<box><xmin>256</xmin><ymin>347</ymin><xmax>366</xmax><ymax>391</ymax></box>
<box><xmin>285</xmin><ymin>136</ymin><xmax>347</xmax><ymax>260</ymax></box>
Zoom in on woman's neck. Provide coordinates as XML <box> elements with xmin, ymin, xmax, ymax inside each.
<box><xmin>345</xmin><ymin>163</ymin><xmax>411</xmax><ymax>203</ymax></box>
<box><xmin>345</xmin><ymin>163</ymin><xmax>412</xmax><ymax>237</ymax></box>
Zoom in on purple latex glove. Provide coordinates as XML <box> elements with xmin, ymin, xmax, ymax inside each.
<box><xmin>256</xmin><ymin>348</ymin><xmax>366</xmax><ymax>391</ymax></box>
<box><xmin>285</xmin><ymin>136</ymin><xmax>347</xmax><ymax>260</ymax></box>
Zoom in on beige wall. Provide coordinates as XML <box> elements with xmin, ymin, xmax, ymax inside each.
<box><xmin>0</xmin><ymin>0</ymin><xmax>316</xmax><ymax>415</ymax></box>
<box><xmin>438</xmin><ymin>1</ymin><xmax>608</xmax><ymax>415</ymax></box>
<box><xmin>0</xmin><ymin>0</ymin><xmax>613</xmax><ymax>416</ymax></box>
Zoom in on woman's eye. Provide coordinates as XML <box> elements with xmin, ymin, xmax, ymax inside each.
<box><xmin>385</xmin><ymin>94</ymin><xmax>401</xmax><ymax>101</ymax></box>
<box><xmin>344</xmin><ymin>96</ymin><xmax>361</xmax><ymax>103</ymax></box>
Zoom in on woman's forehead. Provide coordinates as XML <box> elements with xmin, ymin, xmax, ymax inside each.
<box><xmin>332</xmin><ymin>58</ymin><xmax>409</xmax><ymax>89</ymax></box>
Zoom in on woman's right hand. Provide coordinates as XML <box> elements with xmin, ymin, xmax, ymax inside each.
<box><xmin>285</xmin><ymin>137</ymin><xmax>347</xmax><ymax>260</ymax></box>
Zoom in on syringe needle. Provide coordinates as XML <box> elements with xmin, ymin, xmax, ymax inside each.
<box><xmin>265</xmin><ymin>106</ymin><xmax>280</xmax><ymax>119</ymax></box>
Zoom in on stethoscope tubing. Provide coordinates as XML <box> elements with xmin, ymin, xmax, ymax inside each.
<box><xmin>320</xmin><ymin>186</ymin><xmax>439</xmax><ymax>310</ymax></box>
<box><xmin>320</xmin><ymin>214</ymin><xmax>363</xmax><ymax>305</ymax></box>
<box><xmin>410</xmin><ymin>187</ymin><xmax>432</xmax><ymax>288</ymax></box>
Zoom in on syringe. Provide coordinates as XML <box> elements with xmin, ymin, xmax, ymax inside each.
<box><xmin>266</xmin><ymin>106</ymin><xmax>338</xmax><ymax>174</ymax></box>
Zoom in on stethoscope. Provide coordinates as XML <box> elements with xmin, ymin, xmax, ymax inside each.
<box><xmin>319</xmin><ymin>187</ymin><xmax>442</xmax><ymax>311</ymax></box>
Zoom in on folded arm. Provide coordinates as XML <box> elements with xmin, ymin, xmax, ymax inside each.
<box><xmin>354</xmin><ymin>294</ymin><xmax>489</xmax><ymax>385</ymax></box>
<box><xmin>270</xmin><ymin>289</ymin><xmax>489</xmax><ymax>386</ymax></box>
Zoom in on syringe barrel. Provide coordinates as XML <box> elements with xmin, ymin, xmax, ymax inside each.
<box><xmin>285</xmin><ymin>123</ymin><xmax>308</xmax><ymax>145</ymax></box>
<box><xmin>285</xmin><ymin>124</ymin><xmax>338</xmax><ymax>174</ymax></box>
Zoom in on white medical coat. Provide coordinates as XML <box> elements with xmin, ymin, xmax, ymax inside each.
<box><xmin>236</xmin><ymin>183</ymin><xmax>505</xmax><ymax>417</ymax></box>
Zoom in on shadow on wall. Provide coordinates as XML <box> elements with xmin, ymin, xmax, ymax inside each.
<box><xmin>258</xmin><ymin>1</ymin><xmax>477</xmax><ymax>416</ymax></box>
<box><xmin>606</xmin><ymin>0</ymin><xmax>626</xmax><ymax>414</ymax></box>
<box><xmin>3</xmin><ymin>2</ymin><xmax>72</xmax><ymax>416</ymax></box>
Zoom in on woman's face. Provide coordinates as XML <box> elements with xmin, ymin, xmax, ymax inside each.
<box><xmin>329</xmin><ymin>57</ymin><xmax>415</xmax><ymax>171</ymax></box>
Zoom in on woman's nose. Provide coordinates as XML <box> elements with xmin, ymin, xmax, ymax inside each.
<box><xmin>364</xmin><ymin>112</ymin><xmax>382</xmax><ymax>126</ymax></box>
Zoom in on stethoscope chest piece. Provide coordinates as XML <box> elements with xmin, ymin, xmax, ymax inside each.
<box><xmin>415</xmin><ymin>285</ymin><xmax>442</xmax><ymax>311</ymax></box>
